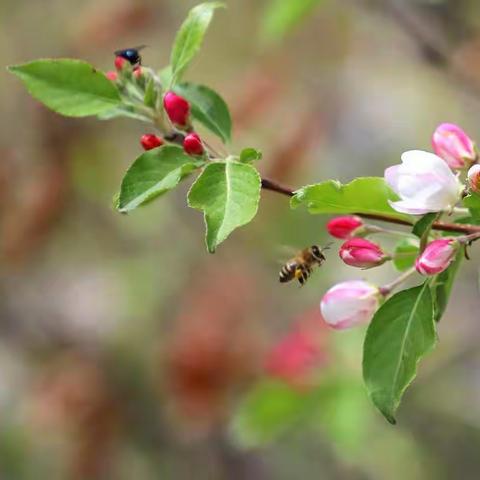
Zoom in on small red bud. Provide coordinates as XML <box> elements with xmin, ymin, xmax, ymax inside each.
<box><xmin>183</xmin><ymin>133</ymin><xmax>204</xmax><ymax>156</ymax></box>
<box><xmin>163</xmin><ymin>91</ymin><xmax>190</xmax><ymax>127</ymax></box>
<box><xmin>339</xmin><ymin>238</ymin><xmax>389</xmax><ymax>269</ymax></box>
<box><xmin>326</xmin><ymin>216</ymin><xmax>364</xmax><ymax>239</ymax></box>
<box><xmin>105</xmin><ymin>71</ymin><xmax>118</xmax><ymax>81</ymax></box>
<box><xmin>140</xmin><ymin>134</ymin><xmax>164</xmax><ymax>151</ymax></box>
<box><xmin>133</xmin><ymin>66</ymin><xmax>142</xmax><ymax>78</ymax></box>
<box><xmin>114</xmin><ymin>56</ymin><xmax>127</xmax><ymax>70</ymax></box>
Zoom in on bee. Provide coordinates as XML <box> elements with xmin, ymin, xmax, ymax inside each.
<box><xmin>279</xmin><ymin>245</ymin><xmax>329</xmax><ymax>286</ymax></box>
<box><xmin>114</xmin><ymin>45</ymin><xmax>146</xmax><ymax>66</ymax></box>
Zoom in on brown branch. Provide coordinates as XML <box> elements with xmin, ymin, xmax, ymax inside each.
<box><xmin>165</xmin><ymin>130</ymin><xmax>480</xmax><ymax>235</ymax></box>
<box><xmin>260</xmin><ymin>176</ymin><xmax>480</xmax><ymax>235</ymax></box>
<box><xmin>261</xmin><ymin>178</ymin><xmax>295</xmax><ymax>197</ymax></box>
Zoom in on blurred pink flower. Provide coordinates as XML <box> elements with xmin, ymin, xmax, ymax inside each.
<box><xmin>105</xmin><ymin>71</ymin><xmax>118</xmax><ymax>81</ymax></box>
<box><xmin>385</xmin><ymin>150</ymin><xmax>462</xmax><ymax>215</ymax></box>
<box><xmin>265</xmin><ymin>309</ymin><xmax>328</xmax><ymax>387</ymax></box>
<box><xmin>432</xmin><ymin>123</ymin><xmax>476</xmax><ymax>169</ymax></box>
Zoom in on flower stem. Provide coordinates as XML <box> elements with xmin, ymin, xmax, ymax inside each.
<box><xmin>379</xmin><ymin>267</ymin><xmax>417</xmax><ymax>296</ymax></box>
<box><xmin>367</xmin><ymin>226</ymin><xmax>415</xmax><ymax>238</ymax></box>
<box><xmin>459</xmin><ymin>231</ymin><xmax>480</xmax><ymax>244</ymax></box>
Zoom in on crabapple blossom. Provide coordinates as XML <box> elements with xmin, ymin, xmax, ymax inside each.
<box><xmin>163</xmin><ymin>91</ymin><xmax>190</xmax><ymax>127</ymax></box>
<box><xmin>432</xmin><ymin>123</ymin><xmax>476</xmax><ymax>169</ymax></box>
<box><xmin>105</xmin><ymin>71</ymin><xmax>118</xmax><ymax>81</ymax></box>
<box><xmin>339</xmin><ymin>238</ymin><xmax>389</xmax><ymax>269</ymax></box>
<box><xmin>385</xmin><ymin>150</ymin><xmax>463</xmax><ymax>215</ymax></box>
<box><xmin>114</xmin><ymin>56</ymin><xmax>127</xmax><ymax>70</ymax></box>
<box><xmin>327</xmin><ymin>216</ymin><xmax>364</xmax><ymax>239</ymax></box>
<box><xmin>415</xmin><ymin>238</ymin><xmax>458</xmax><ymax>276</ymax></box>
<box><xmin>320</xmin><ymin>280</ymin><xmax>380</xmax><ymax>330</ymax></box>
<box><xmin>140</xmin><ymin>134</ymin><xmax>163</xmax><ymax>151</ymax></box>
<box><xmin>183</xmin><ymin>133</ymin><xmax>204</xmax><ymax>155</ymax></box>
<box><xmin>468</xmin><ymin>164</ymin><xmax>480</xmax><ymax>194</ymax></box>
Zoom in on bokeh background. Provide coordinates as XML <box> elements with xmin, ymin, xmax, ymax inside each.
<box><xmin>2</xmin><ymin>0</ymin><xmax>480</xmax><ymax>478</ymax></box>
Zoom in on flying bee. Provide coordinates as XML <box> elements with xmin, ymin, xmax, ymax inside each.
<box><xmin>114</xmin><ymin>45</ymin><xmax>146</xmax><ymax>66</ymax></box>
<box><xmin>279</xmin><ymin>245</ymin><xmax>329</xmax><ymax>286</ymax></box>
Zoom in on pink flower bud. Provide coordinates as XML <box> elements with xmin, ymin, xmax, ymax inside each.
<box><xmin>133</xmin><ymin>66</ymin><xmax>142</xmax><ymax>79</ymax></box>
<box><xmin>339</xmin><ymin>238</ymin><xmax>389</xmax><ymax>269</ymax></box>
<box><xmin>432</xmin><ymin>123</ymin><xmax>476</xmax><ymax>169</ymax></box>
<box><xmin>114</xmin><ymin>56</ymin><xmax>127</xmax><ymax>70</ymax></box>
<box><xmin>140</xmin><ymin>134</ymin><xmax>163</xmax><ymax>151</ymax></box>
<box><xmin>183</xmin><ymin>133</ymin><xmax>204</xmax><ymax>156</ymax></box>
<box><xmin>105</xmin><ymin>71</ymin><xmax>118</xmax><ymax>81</ymax></box>
<box><xmin>468</xmin><ymin>164</ymin><xmax>480</xmax><ymax>194</ymax></box>
<box><xmin>320</xmin><ymin>280</ymin><xmax>380</xmax><ymax>330</ymax></box>
<box><xmin>415</xmin><ymin>238</ymin><xmax>458</xmax><ymax>276</ymax></box>
<box><xmin>163</xmin><ymin>91</ymin><xmax>190</xmax><ymax>127</ymax></box>
<box><xmin>326</xmin><ymin>216</ymin><xmax>364</xmax><ymax>239</ymax></box>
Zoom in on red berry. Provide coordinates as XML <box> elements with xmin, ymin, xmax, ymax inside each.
<box><xmin>105</xmin><ymin>71</ymin><xmax>118</xmax><ymax>81</ymax></box>
<box><xmin>140</xmin><ymin>134</ymin><xmax>164</xmax><ymax>151</ymax></box>
<box><xmin>114</xmin><ymin>56</ymin><xmax>127</xmax><ymax>70</ymax></box>
<box><xmin>183</xmin><ymin>133</ymin><xmax>204</xmax><ymax>155</ymax></box>
<box><xmin>163</xmin><ymin>91</ymin><xmax>190</xmax><ymax>127</ymax></box>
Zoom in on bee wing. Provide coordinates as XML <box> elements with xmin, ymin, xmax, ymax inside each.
<box><xmin>272</xmin><ymin>245</ymin><xmax>298</xmax><ymax>265</ymax></box>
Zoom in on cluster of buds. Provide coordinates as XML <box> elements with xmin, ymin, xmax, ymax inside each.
<box><xmin>320</xmin><ymin>122</ymin><xmax>480</xmax><ymax>331</ymax></box>
<box><xmin>105</xmin><ymin>54</ymin><xmax>207</xmax><ymax>157</ymax></box>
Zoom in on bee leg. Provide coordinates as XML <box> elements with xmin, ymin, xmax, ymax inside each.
<box><xmin>297</xmin><ymin>266</ymin><xmax>308</xmax><ymax>287</ymax></box>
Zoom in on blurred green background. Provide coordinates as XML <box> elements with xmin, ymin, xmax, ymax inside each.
<box><xmin>2</xmin><ymin>0</ymin><xmax>480</xmax><ymax>478</ymax></box>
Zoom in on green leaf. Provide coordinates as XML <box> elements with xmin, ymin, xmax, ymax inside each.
<box><xmin>97</xmin><ymin>105</ymin><xmax>151</xmax><ymax>122</ymax></box>
<box><xmin>463</xmin><ymin>194</ymin><xmax>480</xmax><ymax>221</ymax></box>
<box><xmin>188</xmin><ymin>161</ymin><xmax>261</xmax><ymax>252</ymax></box>
<box><xmin>393</xmin><ymin>238</ymin><xmax>419</xmax><ymax>272</ymax></box>
<box><xmin>262</xmin><ymin>0</ymin><xmax>326</xmax><ymax>43</ymax></box>
<box><xmin>291</xmin><ymin>177</ymin><xmax>411</xmax><ymax>222</ymax></box>
<box><xmin>363</xmin><ymin>283</ymin><xmax>436</xmax><ymax>424</ymax></box>
<box><xmin>239</xmin><ymin>148</ymin><xmax>262</xmax><ymax>164</ymax></box>
<box><xmin>8</xmin><ymin>59</ymin><xmax>121</xmax><ymax>117</ymax></box>
<box><xmin>159</xmin><ymin>65</ymin><xmax>173</xmax><ymax>87</ymax></box>
<box><xmin>170</xmin><ymin>2</ymin><xmax>225</xmax><ymax>84</ymax></box>
<box><xmin>118</xmin><ymin>146</ymin><xmax>202</xmax><ymax>213</ymax></box>
<box><xmin>231</xmin><ymin>380</ymin><xmax>321</xmax><ymax>447</ymax></box>
<box><xmin>430</xmin><ymin>250</ymin><xmax>463</xmax><ymax>322</ymax></box>
<box><xmin>173</xmin><ymin>82</ymin><xmax>232</xmax><ymax>143</ymax></box>
<box><xmin>412</xmin><ymin>212</ymin><xmax>438</xmax><ymax>238</ymax></box>
<box><xmin>144</xmin><ymin>77</ymin><xmax>158</xmax><ymax>108</ymax></box>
